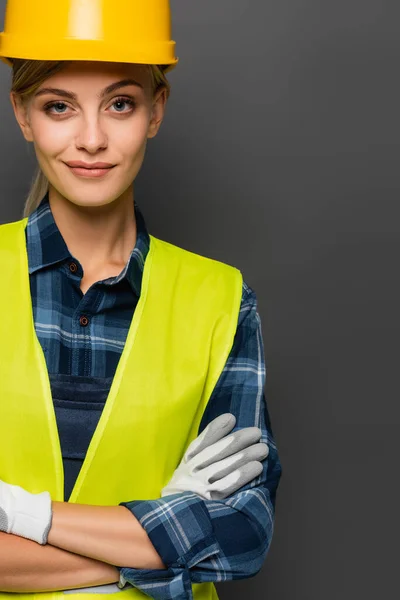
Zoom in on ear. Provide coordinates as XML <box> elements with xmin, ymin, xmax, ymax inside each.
<box><xmin>147</xmin><ymin>88</ymin><xmax>167</xmax><ymax>139</ymax></box>
<box><xmin>9</xmin><ymin>91</ymin><xmax>34</xmax><ymax>142</ymax></box>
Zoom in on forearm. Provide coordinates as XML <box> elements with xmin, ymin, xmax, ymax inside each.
<box><xmin>48</xmin><ymin>502</ymin><xmax>166</xmax><ymax>570</ymax></box>
<box><xmin>0</xmin><ymin>531</ymin><xmax>119</xmax><ymax>593</ymax></box>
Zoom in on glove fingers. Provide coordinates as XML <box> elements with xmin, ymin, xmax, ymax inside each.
<box><xmin>190</xmin><ymin>427</ymin><xmax>262</xmax><ymax>469</ymax></box>
<box><xmin>185</xmin><ymin>413</ymin><xmax>236</xmax><ymax>461</ymax></box>
<box><xmin>208</xmin><ymin>461</ymin><xmax>264</xmax><ymax>500</ymax></box>
<box><xmin>202</xmin><ymin>443</ymin><xmax>269</xmax><ymax>483</ymax></box>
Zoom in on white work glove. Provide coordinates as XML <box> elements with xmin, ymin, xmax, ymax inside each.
<box><xmin>0</xmin><ymin>480</ymin><xmax>52</xmax><ymax>544</ymax></box>
<box><xmin>161</xmin><ymin>413</ymin><xmax>269</xmax><ymax>500</ymax></box>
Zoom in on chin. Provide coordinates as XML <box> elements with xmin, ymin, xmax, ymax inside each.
<box><xmin>69</xmin><ymin>195</ymin><xmax>121</xmax><ymax>208</ymax></box>
<box><xmin>55</xmin><ymin>186</ymin><xmax>124</xmax><ymax>208</ymax></box>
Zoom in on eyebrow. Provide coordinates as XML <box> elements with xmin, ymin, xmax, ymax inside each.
<box><xmin>34</xmin><ymin>78</ymin><xmax>143</xmax><ymax>100</ymax></box>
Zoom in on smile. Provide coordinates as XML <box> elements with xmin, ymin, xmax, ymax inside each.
<box><xmin>66</xmin><ymin>165</ymin><xmax>115</xmax><ymax>179</ymax></box>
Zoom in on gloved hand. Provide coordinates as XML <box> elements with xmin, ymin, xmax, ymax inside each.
<box><xmin>0</xmin><ymin>480</ymin><xmax>52</xmax><ymax>544</ymax></box>
<box><xmin>161</xmin><ymin>413</ymin><xmax>269</xmax><ymax>500</ymax></box>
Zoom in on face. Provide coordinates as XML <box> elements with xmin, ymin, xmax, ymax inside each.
<box><xmin>10</xmin><ymin>61</ymin><xmax>167</xmax><ymax>209</ymax></box>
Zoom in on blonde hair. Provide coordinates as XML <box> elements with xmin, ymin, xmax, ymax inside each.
<box><xmin>8</xmin><ymin>58</ymin><xmax>171</xmax><ymax>218</ymax></box>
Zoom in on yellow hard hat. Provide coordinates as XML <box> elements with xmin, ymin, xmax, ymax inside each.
<box><xmin>0</xmin><ymin>0</ymin><xmax>179</xmax><ymax>73</ymax></box>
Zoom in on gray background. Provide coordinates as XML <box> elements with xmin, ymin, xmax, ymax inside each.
<box><xmin>0</xmin><ymin>0</ymin><xmax>398</xmax><ymax>598</ymax></box>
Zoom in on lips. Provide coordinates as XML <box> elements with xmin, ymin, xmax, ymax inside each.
<box><xmin>65</xmin><ymin>163</ymin><xmax>115</xmax><ymax>179</ymax></box>
<box><xmin>65</xmin><ymin>161</ymin><xmax>114</xmax><ymax>169</ymax></box>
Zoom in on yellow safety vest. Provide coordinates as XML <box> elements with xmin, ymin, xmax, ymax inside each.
<box><xmin>0</xmin><ymin>217</ymin><xmax>243</xmax><ymax>600</ymax></box>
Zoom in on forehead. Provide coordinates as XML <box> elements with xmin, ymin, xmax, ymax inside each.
<box><xmin>39</xmin><ymin>61</ymin><xmax>151</xmax><ymax>92</ymax></box>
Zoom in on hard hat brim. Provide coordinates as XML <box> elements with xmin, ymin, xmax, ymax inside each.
<box><xmin>0</xmin><ymin>34</ymin><xmax>179</xmax><ymax>73</ymax></box>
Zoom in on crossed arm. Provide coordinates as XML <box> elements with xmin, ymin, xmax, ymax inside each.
<box><xmin>47</xmin><ymin>502</ymin><xmax>165</xmax><ymax>569</ymax></box>
<box><xmin>0</xmin><ymin>505</ymin><xmax>162</xmax><ymax>593</ymax></box>
<box><xmin>0</xmin><ymin>530</ymin><xmax>120</xmax><ymax>593</ymax></box>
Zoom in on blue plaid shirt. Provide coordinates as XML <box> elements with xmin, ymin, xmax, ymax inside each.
<box><xmin>26</xmin><ymin>192</ymin><xmax>282</xmax><ymax>599</ymax></box>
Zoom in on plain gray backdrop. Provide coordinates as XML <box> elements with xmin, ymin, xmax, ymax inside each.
<box><xmin>0</xmin><ymin>1</ymin><xmax>398</xmax><ymax>598</ymax></box>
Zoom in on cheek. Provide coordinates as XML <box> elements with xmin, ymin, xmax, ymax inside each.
<box><xmin>30</xmin><ymin>116</ymin><xmax>70</xmax><ymax>155</ymax></box>
<box><xmin>112</xmin><ymin>122</ymin><xmax>149</xmax><ymax>158</ymax></box>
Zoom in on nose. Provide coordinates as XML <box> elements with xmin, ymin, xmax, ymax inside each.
<box><xmin>76</xmin><ymin>114</ymin><xmax>108</xmax><ymax>153</ymax></box>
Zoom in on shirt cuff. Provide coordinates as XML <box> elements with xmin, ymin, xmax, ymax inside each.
<box><xmin>118</xmin><ymin>492</ymin><xmax>220</xmax><ymax>598</ymax></box>
<box><xmin>118</xmin><ymin>565</ymin><xmax>193</xmax><ymax>600</ymax></box>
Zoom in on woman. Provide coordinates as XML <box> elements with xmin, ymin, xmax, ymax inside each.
<box><xmin>0</xmin><ymin>1</ymin><xmax>282</xmax><ymax>600</ymax></box>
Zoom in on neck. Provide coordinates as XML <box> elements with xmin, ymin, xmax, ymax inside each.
<box><xmin>48</xmin><ymin>185</ymin><xmax>137</xmax><ymax>276</ymax></box>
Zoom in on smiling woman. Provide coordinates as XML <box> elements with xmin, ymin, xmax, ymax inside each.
<box><xmin>10</xmin><ymin>60</ymin><xmax>170</xmax><ymax>228</ymax></box>
<box><xmin>0</xmin><ymin>1</ymin><xmax>282</xmax><ymax>600</ymax></box>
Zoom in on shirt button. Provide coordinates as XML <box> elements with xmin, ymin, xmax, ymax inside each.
<box><xmin>69</xmin><ymin>262</ymin><xmax>78</xmax><ymax>273</ymax></box>
<box><xmin>79</xmin><ymin>315</ymin><xmax>89</xmax><ymax>327</ymax></box>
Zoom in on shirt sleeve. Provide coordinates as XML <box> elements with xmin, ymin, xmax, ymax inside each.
<box><xmin>117</xmin><ymin>281</ymin><xmax>283</xmax><ymax>600</ymax></box>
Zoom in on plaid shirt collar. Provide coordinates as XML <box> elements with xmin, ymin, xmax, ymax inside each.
<box><xmin>26</xmin><ymin>191</ymin><xmax>150</xmax><ymax>298</ymax></box>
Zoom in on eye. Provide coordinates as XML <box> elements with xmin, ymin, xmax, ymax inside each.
<box><xmin>44</xmin><ymin>101</ymin><xmax>69</xmax><ymax>115</ymax></box>
<box><xmin>109</xmin><ymin>97</ymin><xmax>136</xmax><ymax>113</ymax></box>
